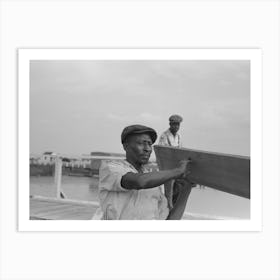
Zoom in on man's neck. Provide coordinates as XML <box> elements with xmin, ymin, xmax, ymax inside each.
<box><xmin>169</xmin><ymin>129</ymin><xmax>177</xmax><ymax>136</ymax></box>
<box><xmin>125</xmin><ymin>157</ymin><xmax>143</xmax><ymax>172</ymax></box>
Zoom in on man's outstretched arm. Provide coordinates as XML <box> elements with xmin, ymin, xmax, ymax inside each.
<box><xmin>121</xmin><ymin>160</ymin><xmax>190</xmax><ymax>190</ymax></box>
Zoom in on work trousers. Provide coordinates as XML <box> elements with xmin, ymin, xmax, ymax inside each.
<box><xmin>164</xmin><ymin>180</ymin><xmax>180</xmax><ymax>209</ymax></box>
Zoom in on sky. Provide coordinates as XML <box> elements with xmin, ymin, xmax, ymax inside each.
<box><xmin>30</xmin><ymin>60</ymin><xmax>250</xmax><ymax>157</ymax></box>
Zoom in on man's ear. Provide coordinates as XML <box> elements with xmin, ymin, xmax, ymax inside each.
<box><xmin>123</xmin><ymin>142</ymin><xmax>129</xmax><ymax>151</ymax></box>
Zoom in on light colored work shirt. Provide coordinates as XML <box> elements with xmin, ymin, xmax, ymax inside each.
<box><xmin>98</xmin><ymin>159</ymin><xmax>169</xmax><ymax>220</ymax></box>
<box><xmin>158</xmin><ymin>129</ymin><xmax>182</xmax><ymax>147</ymax></box>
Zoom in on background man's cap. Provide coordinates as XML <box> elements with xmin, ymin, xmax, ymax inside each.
<box><xmin>121</xmin><ymin>125</ymin><xmax>157</xmax><ymax>144</ymax></box>
<box><xmin>169</xmin><ymin>114</ymin><xmax>183</xmax><ymax>123</ymax></box>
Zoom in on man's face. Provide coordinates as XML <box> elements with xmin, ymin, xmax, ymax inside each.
<box><xmin>124</xmin><ymin>133</ymin><xmax>153</xmax><ymax>165</ymax></box>
<box><xmin>169</xmin><ymin>122</ymin><xmax>180</xmax><ymax>134</ymax></box>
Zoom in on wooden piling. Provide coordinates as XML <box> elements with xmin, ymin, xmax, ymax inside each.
<box><xmin>54</xmin><ymin>156</ymin><xmax>62</xmax><ymax>199</ymax></box>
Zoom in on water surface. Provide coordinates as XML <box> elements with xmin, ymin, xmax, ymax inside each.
<box><xmin>30</xmin><ymin>175</ymin><xmax>250</xmax><ymax>219</ymax></box>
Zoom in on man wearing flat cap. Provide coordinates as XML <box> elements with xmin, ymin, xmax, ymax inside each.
<box><xmin>97</xmin><ymin>124</ymin><xmax>193</xmax><ymax>220</ymax></box>
<box><xmin>159</xmin><ymin>114</ymin><xmax>183</xmax><ymax>148</ymax></box>
<box><xmin>159</xmin><ymin>114</ymin><xmax>184</xmax><ymax>209</ymax></box>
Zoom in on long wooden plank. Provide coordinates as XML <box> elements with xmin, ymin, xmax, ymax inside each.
<box><xmin>154</xmin><ymin>145</ymin><xmax>250</xmax><ymax>199</ymax></box>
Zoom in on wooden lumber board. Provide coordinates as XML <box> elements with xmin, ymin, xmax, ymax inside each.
<box><xmin>154</xmin><ymin>145</ymin><xmax>250</xmax><ymax>199</ymax></box>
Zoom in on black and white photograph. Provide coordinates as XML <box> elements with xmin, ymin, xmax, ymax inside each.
<box><xmin>1</xmin><ymin>1</ymin><xmax>279</xmax><ymax>280</ymax></box>
<box><xmin>18</xmin><ymin>48</ymin><xmax>261</xmax><ymax>231</ymax></box>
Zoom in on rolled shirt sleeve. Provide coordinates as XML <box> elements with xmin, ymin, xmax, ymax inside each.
<box><xmin>158</xmin><ymin>133</ymin><xmax>169</xmax><ymax>146</ymax></box>
<box><xmin>99</xmin><ymin>160</ymin><xmax>129</xmax><ymax>192</ymax></box>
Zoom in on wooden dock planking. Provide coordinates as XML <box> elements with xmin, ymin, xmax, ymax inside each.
<box><xmin>30</xmin><ymin>196</ymin><xmax>228</xmax><ymax>220</ymax></box>
<box><xmin>30</xmin><ymin>196</ymin><xmax>99</xmax><ymax>220</ymax></box>
<box><xmin>154</xmin><ymin>145</ymin><xmax>250</xmax><ymax>199</ymax></box>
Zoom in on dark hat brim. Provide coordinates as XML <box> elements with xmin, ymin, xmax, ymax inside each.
<box><xmin>121</xmin><ymin>125</ymin><xmax>157</xmax><ymax>144</ymax></box>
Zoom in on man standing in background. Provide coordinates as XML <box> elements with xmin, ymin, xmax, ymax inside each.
<box><xmin>159</xmin><ymin>114</ymin><xmax>183</xmax><ymax>148</ymax></box>
<box><xmin>159</xmin><ymin>114</ymin><xmax>184</xmax><ymax>209</ymax></box>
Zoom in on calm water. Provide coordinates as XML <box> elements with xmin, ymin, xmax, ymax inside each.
<box><xmin>30</xmin><ymin>175</ymin><xmax>250</xmax><ymax>219</ymax></box>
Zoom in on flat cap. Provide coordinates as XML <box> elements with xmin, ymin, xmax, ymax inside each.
<box><xmin>121</xmin><ymin>124</ymin><xmax>157</xmax><ymax>144</ymax></box>
<box><xmin>169</xmin><ymin>114</ymin><xmax>183</xmax><ymax>123</ymax></box>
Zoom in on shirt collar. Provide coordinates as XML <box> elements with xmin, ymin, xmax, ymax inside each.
<box><xmin>168</xmin><ymin>129</ymin><xmax>179</xmax><ymax>137</ymax></box>
<box><xmin>124</xmin><ymin>159</ymin><xmax>149</xmax><ymax>173</ymax></box>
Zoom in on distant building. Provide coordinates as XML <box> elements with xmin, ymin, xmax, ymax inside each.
<box><xmin>90</xmin><ymin>152</ymin><xmax>125</xmax><ymax>174</ymax></box>
<box><xmin>69</xmin><ymin>157</ymin><xmax>91</xmax><ymax>168</ymax></box>
<box><xmin>35</xmin><ymin>152</ymin><xmax>57</xmax><ymax>165</ymax></box>
<box><xmin>30</xmin><ymin>156</ymin><xmax>40</xmax><ymax>165</ymax></box>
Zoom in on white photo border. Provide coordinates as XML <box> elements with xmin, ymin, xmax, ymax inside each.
<box><xmin>18</xmin><ymin>48</ymin><xmax>262</xmax><ymax>232</ymax></box>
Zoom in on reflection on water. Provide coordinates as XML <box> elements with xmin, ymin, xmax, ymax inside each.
<box><xmin>30</xmin><ymin>175</ymin><xmax>250</xmax><ymax>219</ymax></box>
